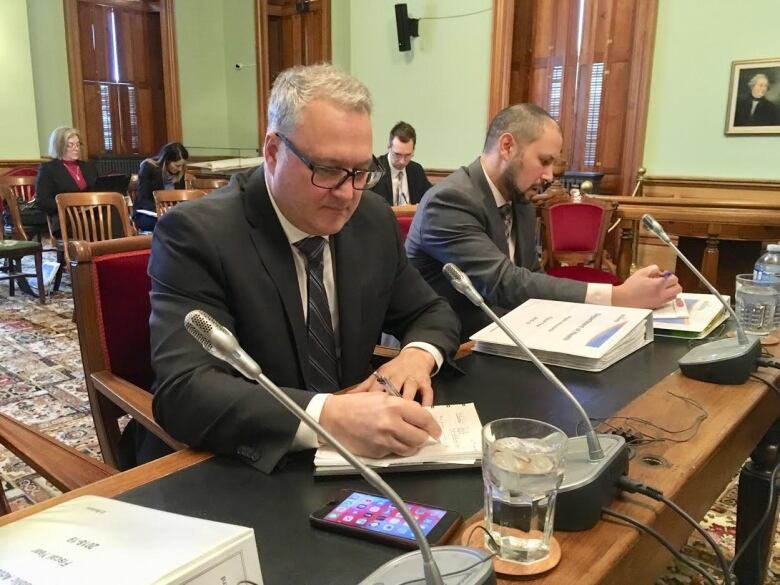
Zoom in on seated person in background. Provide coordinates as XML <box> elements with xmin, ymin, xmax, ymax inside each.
<box><xmin>34</xmin><ymin>127</ymin><xmax>98</xmax><ymax>234</ymax></box>
<box><xmin>405</xmin><ymin>103</ymin><xmax>682</xmax><ymax>341</ymax></box>
<box><xmin>372</xmin><ymin>121</ymin><xmax>432</xmax><ymax>205</ymax></box>
<box><xmin>134</xmin><ymin>142</ymin><xmax>189</xmax><ymax>231</ymax></box>
<box><xmin>147</xmin><ymin>64</ymin><xmax>460</xmax><ymax>472</ymax></box>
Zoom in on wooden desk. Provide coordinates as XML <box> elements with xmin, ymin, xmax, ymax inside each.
<box><xmin>603</xmin><ymin>196</ymin><xmax>780</xmax><ymax>295</ymax></box>
<box><xmin>2</xmin><ymin>341</ymin><xmax>778</xmax><ymax>584</ymax></box>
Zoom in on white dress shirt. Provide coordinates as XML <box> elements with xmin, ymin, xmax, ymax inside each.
<box><xmin>266</xmin><ymin>188</ymin><xmax>444</xmax><ymax>450</ymax></box>
<box><xmin>480</xmin><ymin>161</ymin><xmax>613</xmax><ymax>306</ymax></box>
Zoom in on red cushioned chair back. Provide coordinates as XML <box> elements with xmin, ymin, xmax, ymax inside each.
<box><xmin>397</xmin><ymin>216</ymin><xmax>413</xmax><ymax>242</ymax></box>
<box><xmin>5</xmin><ymin>166</ymin><xmax>38</xmax><ymax>177</ymax></box>
<box><xmin>92</xmin><ymin>249</ymin><xmax>153</xmax><ymax>390</ymax></box>
<box><xmin>548</xmin><ymin>202</ymin><xmax>605</xmax><ymax>252</ymax></box>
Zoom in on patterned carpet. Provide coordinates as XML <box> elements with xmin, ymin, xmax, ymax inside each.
<box><xmin>0</xmin><ymin>262</ymin><xmax>777</xmax><ymax>583</ymax></box>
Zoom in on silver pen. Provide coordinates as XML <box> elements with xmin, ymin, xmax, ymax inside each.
<box><xmin>372</xmin><ymin>370</ymin><xmax>402</xmax><ymax>397</ymax></box>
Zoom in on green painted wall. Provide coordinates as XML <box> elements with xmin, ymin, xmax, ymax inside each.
<box><xmin>331</xmin><ymin>0</ymin><xmax>351</xmax><ymax>72</ymax></box>
<box><xmin>175</xmin><ymin>0</ymin><xmax>231</xmax><ymax>151</ymax></box>
<box><xmin>223</xmin><ymin>0</ymin><xmax>259</xmax><ymax>151</ymax></box>
<box><xmin>27</xmin><ymin>0</ymin><xmax>71</xmax><ymax>157</ymax></box>
<box><xmin>0</xmin><ymin>0</ymin><xmax>40</xmax><ymax>158</ymax></box>
<box><xmin>644</xmin><ymin>0</ymin><xmax>780</xmax><ymax>179</ymax></box>
<box><xmin>348</xmin><ymin>0</ymin><xmax>492</xmax><ymax>169</ymax></box>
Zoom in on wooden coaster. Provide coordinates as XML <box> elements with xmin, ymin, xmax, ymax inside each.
<box><xmin>459</xmin><ymin>518</ymin><xmax>561</xmax><ymax>576</ymax></box>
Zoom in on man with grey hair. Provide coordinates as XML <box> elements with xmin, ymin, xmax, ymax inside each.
<box><xmin>405</xmin><ymin>103</ymin><xmax>681</xmax><ymax>340</ymax></box>
<box><xmin>735</xmin><ymin>73</ymin><xmax>779</xmax><ymax>126</ymax></box>
<box><xmin>145</xmin><ymin>64</ymin><xmax>460</xmax><ymax>472</ymax></box>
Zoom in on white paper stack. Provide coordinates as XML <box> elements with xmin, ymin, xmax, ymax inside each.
<box><xmin>470</xmin><ymin>299</ymin><xmax>653</xmax><ymax>372</ymax></box>
<box><xmin>314</xmin><ymin>403</ymin><xmax>483</xmax><ymax>476</ymax></box>
<box><xmin>0</xmin><ymin>495</ymin><xmax>263</xmax><ymax>585</ymax></box>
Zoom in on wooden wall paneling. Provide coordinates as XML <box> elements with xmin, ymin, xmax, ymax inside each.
<box><xmin>620</xmin><ymin>0</ymin><xmax>658</xmax><ymax>195</ymax></box>
<box><xmin>65</xmin><ymin>0</ymin><xmax>89</xmax><ymax>154</ymax></box>
<box><xmin>487</xmin><ymin>0</ymin><xmax>514</xmax><ymax>121</ymax></box>
<box><xmin>255</xmin><ymin>0</ymin><xmax>270</xmax><ymax>140</ymax></box>
<box><xmin>159</xmin><ymin>0</ymin><xmax>181</xmax><ymax>141</ymax></box>
<box><xmin>507</xmin><ymin>0</ymin><xmax>534</xmax><ymax>105</ymax></box>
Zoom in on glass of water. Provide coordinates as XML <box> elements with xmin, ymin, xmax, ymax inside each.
<box><xmin>736</xmin><ymin>274</ymin><xmax>777</xmax><ymax>336</ymax></box>
<box><xmin>482</xmin><ymin>418</ymin><xmax>567</xmax><ymax>564</ymax></box>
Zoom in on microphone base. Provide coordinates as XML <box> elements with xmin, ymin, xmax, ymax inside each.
<box><xmin>555</xmin><ymin>434</ymin><xmax>629</xmax><ymax>531</ymax></box>
<box><xmin>678</xmin><ymin>336</ymin><xmax>761</xmax><ymax>385</ymax></box>
<box><xmin>359</xmin><ymin>545</ymin><xmax>496</xmax><ymax>584</ymax></box>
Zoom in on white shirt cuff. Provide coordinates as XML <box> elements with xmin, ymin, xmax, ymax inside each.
<box><xmin>585</xmin><ymin>283</ymin><xmax>613</xmax><ymax>305</ymax></box>
<box><xmin>290</xmin><ymin>393</ymin><xmax>329</xmax><ymax>451</ymax></box>
<box><xmin>403</xmin><ymin>342</ymin><xmax>444</xmax><ymax>375</ymax></box>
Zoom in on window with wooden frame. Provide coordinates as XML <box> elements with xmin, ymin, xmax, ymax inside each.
<box><xmin>64</xmin><ymin>0</ymin><xmax>180</xmax><ymax>158</ymax></box>
<box><xmin>490</xmin><ymin>0</ymin><xmax>658</xmax><ymax>195</ymax></box>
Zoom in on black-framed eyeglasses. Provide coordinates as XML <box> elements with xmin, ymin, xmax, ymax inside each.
<box><xmin>275</xmin><ymin>132</ymin><xmax>384</xmax><ymax>190</ymax></box>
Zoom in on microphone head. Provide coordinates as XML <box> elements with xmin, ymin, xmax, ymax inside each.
<box><xmin>641</xmin><ymin>214</ymin><xmax>671</xmax><ymax>243</ymax></box>
<box><xmin>185</xmin><ymin>310</ymin><xmax>216</xmax><ymax>353</ymax></box>
<box><xmin>442</xmin><ymin>263</ymin><xmax>483</xmax><ymax>307</ymax></box>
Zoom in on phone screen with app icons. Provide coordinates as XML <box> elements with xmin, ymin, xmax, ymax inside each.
<box><xmin>310</xmin><ymin>490</ymin><xmax>462</xmax><ymax>548</ymax></box>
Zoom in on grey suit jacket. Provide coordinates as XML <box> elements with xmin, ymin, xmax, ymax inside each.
<box><xmin>405</xmin><ymin>158</ymin><xmax>586</xmax><ymax>340</ymax></box>
<box><xmin>149</xmin><ymin>166</ymin><xmax>460</xmax><ymax>473</ymax></box>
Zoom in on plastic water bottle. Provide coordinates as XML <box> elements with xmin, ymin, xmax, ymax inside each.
<box><xmin>753</xmin><ymin>244</ymin><xmax>780</xmax><ymax>326</ymax></box>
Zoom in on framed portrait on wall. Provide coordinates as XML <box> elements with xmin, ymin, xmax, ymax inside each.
<box><xmin>725</xmin><ymin>57</ymin><xmax>780</xmax><ymax>135</ymax></box>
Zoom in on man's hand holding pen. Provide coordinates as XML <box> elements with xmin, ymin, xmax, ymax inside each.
<box><xmin>350</xmin><ymin>346</ymin><xmax>436</xmax><ymax>406</ymax></box>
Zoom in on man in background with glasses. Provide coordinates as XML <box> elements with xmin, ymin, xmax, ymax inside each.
<box><xmin>372</xmin><ymin>121</ymin><xmax>433</xmax><ymax>206</ymax></box>
<box><xmin>145</xmin><ymin>64</ymin><xmax>460</xmax><ymax>473</ymax></box>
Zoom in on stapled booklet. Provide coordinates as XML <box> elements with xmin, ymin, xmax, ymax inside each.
<box><xmin>0</xmin><ymin>495</ymin><xmax>263</xmax><ymax>585</ymax></box>
<box><xmin>470</xmin><ymin>298</ymin><xmax>653</xmax><ymax>372</ymax></box>
<box><xmin>314</xmin><ymin>403</ymin><xmax>483</xmax><ymax>476</ymax></box>
<box><xmin>652</xmin><ymin>293</ymin><xmax>730</xmax><ymax>339</ymax></box>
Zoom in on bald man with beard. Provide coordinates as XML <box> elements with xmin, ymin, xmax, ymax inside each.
<box><xmin>405</xmin><ymin>103</ymin><xmax>681</xmax><ymax>341</ymax></box>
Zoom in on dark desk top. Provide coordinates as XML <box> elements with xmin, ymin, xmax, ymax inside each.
<box><xmin>117</xmin><ymin>339</ymin><xmax>691</xmax><ymax>584</ymax></box>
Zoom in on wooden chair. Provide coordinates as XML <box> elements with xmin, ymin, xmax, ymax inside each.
<box><xmin>3</xmin><ymin>165</ymin><xmax>38</xmax><ymax>177</ymax></box>
<box><xmin>69</xmin><ymin>236</ymin><xmax>186</xmax><ymax>470</ymax></box>
<box><xmin>0</xmin><ymin>176</ymin><xmax>49</xmax><ymax>242</ymax></box>
<box><xmin>153</xmin><ymin>189</ymin><xmax>206</xmax><ymax>216</ymax></box>
<box><xmin>0</xmin><ymin>194</ymin><xmax>45</xmax><ymax>303</ymax></box>
<box><xmin>0</xmin><ymin>412</ymin><xmax>115</xmax><ymax>515</ymax></box>
<box><xmin>540</xmin><ymin>193</ymin><xmax>623</xmax><ymax>285</ymax></box>
<box><xmin>391</xmin><ymin>204</ymin><xmax>417</xmax><ymax>243</ymax></box>
<box><xmin>187</xmin><ymin>176</ymin><xmax>228</xmax><ymax>192</ymax></box>
<box><xmin>55</xmin><ymin>192</ymin><xmax>133</xmax><ymax>266</ymax></box>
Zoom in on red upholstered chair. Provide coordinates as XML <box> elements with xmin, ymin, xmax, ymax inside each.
<box><xmin>3</xmin><ymin>165</ymin><xmax>38</xmax><ymax>177</ymax></box>
<box><xmin>69</xmin><ymin>236</ymin><xmax>185</xmax><ymax>469</ymax></box>
<box><xmin>540</xmin><ymin>193</ymin><xmax>623</xmax><ymax>285</ymax></box>
<box><xmin>392</xmin><ymin>204</ymin><xmax>417</xmax><ymax>243</ymax></box>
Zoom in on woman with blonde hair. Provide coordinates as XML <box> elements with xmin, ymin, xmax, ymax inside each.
<box><xmin>134</xmin><ymin>142</ymin><xmax>189</xmax><ymax>231</ymax></box>
<box><xmin>34</xmin><ymin>127</ymin><xmax>98</xmax><ymax>234</ymax></box>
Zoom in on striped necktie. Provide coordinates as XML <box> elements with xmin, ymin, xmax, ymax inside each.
<box><xmin>499</xmin><ymin>203</ymin><xmax>513</xmax><ymax>243</ymax></box>
<box><xmin>295</xmin><ymin>237</ymin><xmax>340</xmax><ymax>393</ymax></box>
<box><xmin>395</xmin><ymin>170</ymin><xmax>407</xmax><ymax>205</ymax></box>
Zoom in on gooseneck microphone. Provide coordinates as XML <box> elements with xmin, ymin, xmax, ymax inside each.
<box><xmin>442</xmin><ymin>264</ymin><xmax>628</xmax><ymax>531</ymax></box>
<box><xmin>184</xmin><ymin>310</ymin><xmax>495</xmax><ymax>585</ymax></box>
<box><xmin>641</xmin><ymin>214</ymin><xmax>760</xmax><ymax>384</ymax></box>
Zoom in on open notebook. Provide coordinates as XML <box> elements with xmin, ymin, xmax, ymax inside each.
<box><xmin>313</xmin><ymin>403</ymin><xmax>483</xmax><ymax>476</ymax></box>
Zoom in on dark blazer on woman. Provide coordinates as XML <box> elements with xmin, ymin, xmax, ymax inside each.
<box><xmin>148</xmin><ymin>166</ymin><xmax>460</xmax><ymax>472</ymax></box>
<box><xmin>35</xmin><ymin>158</ymin><xmax>98</xmax><ymax>217</ymax></box>
<box><xmin>135</xmin><ymin>160</ymin><xmax>186</xmax><ymax>213</ymax></box>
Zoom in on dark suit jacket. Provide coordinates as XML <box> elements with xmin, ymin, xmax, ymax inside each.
<box><xmin>372</xmin><ymin>155</ymin><xmax>432</xmax><ymax>205</ymax></box>
<box><xmin>149</xmin><ymin>166</ymin><xmax>460</xmax><ymax>472</ymax></box>
<box><xmin>405</xmin><ymin>158</ymin><xmax>587</xmax><ymax>340</ymax></box>
<box><xmin>34</xmin><ymin>159</ymin><xmax>98</xmax><ymax>217</ymax></box>
<box><xmin>135</xmin><ymin>161</ymin><xmax>186</xmax><ymax>214</ymax></box>
<box><xmin>734</xmin><ymin>95</ymin><xmax>779</xmax><ymax>126</ymax></box>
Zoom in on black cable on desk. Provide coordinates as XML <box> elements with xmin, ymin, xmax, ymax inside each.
<box><xmin>616</xmin><ymin>476</ymin><xmax>732</xmax><ymax>584</ymax></box>
<box><xmin>601</xmin><ymin>508</ymin><xmax>718</xmax><ymax>585</ymax></box>
<box><xmin>756</xmin><ymin>357</ymin><xmax>780</xmax><ymax>370</ymax></box>
<box><xmin>750</xmin><ymin>372</ymin><xmax>780</xmax><ymax>400</ymax></box>
<box><xmin>728</xmin><ymin>459</ymin><xmax>780</xmax><ymax>575</ymax></box>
